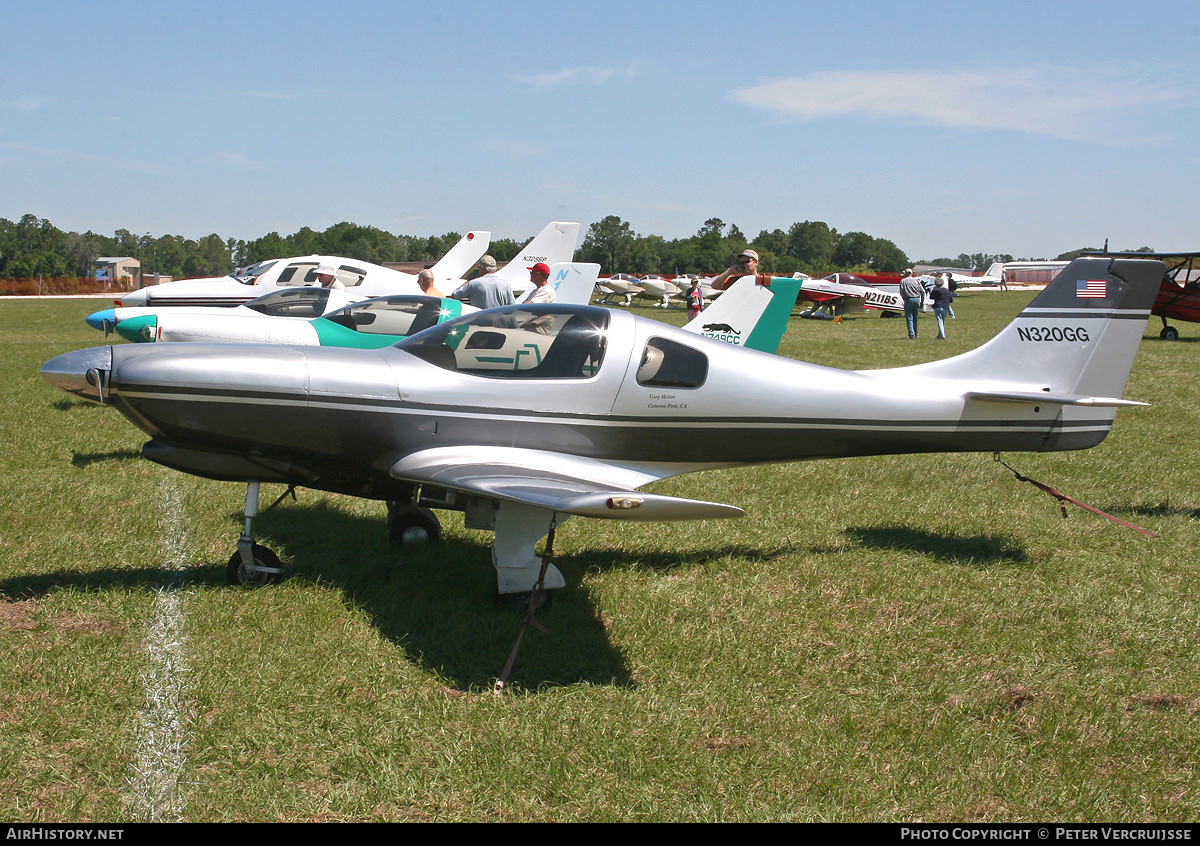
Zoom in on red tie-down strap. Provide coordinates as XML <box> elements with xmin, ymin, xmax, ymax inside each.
<box><xmin>495</xmin><ymin>518</ymin><xmax>556</xmax><ymax>694</ymax></box>
<box><xmin>993</xmin><ymin>454</ymin><xmax>1157</xmax><ymax>537</ymax></box>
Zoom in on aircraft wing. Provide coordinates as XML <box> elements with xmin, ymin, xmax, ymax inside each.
<box><xmin>389</xmin><ymin>446</ymin><xmax>744</xmax><ymax>521</ymax></box>
<box><xmin>795</xmin><ymin>289</ymin><xmax>846</xmax><ymax>304</ymax></box>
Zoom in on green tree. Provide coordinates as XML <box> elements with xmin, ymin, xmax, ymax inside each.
<box><xmin>866</xmin><ymin>237</ymin><xmax>909</xmax><ymax>272</ymax></box>
<box><xmin>580</xmin><ymin>215</ymin><xmax>637</xmax><ymax>273</ymax></box>
<box><xmin>832</xmin><ymin>231</ymin><xmax>873</xmax><ymax>268</ymax></box>
<box><xmin>787</xmin><ymin>221</ymin><xmax>836</xmax><ymax>265</ymax></box>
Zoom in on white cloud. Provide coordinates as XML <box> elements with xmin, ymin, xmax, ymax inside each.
<box><xmin>11</xmin><ymin>96</ymin><xmax>50</xmax><ymax>112</ymax></box>
<box><xmin>0</xmin><ymin>141</ymin><xmax>161</xmax><ymax>171</ymax></box>
<box><xmin>198</xmin><ymin>151</ymin><xmax>259</xmax><ymax>168</ymax></box>
<box><xmin>731</xmin><ymin>66</ymin><xmax>1194</xmax><ymax>144</ymax></box>
<box><xmin>513</xmin><ymin>63</ymin><xmax>636</xmax><ymax>88</ymax></box>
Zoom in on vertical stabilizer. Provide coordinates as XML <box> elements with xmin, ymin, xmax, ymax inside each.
<box><xmin>429</xmin><ymin>230</ymin><xmax>491</xmax><ymax>283</ymax></box>
<box><xmin>911</xmin><ymin>257</ymin><xmax>1163</xmax><ymax>400</ymax></box>
<box><xmin>518</xmin><ymin>262</ymin><xmax>600</xmax><ymax>306</ymax></box>
<box><xmin>683</xmin><ymin>276</ymin><xmax>802</xmax><ymax>353</ymax></box>
<box><xmin>499</xmin><ymin>222</ymin><xmax>582</xmax><ymax>292</ymax></box>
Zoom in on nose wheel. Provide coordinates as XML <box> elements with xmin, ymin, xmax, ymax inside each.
<box><xmin>226</xmin><ymin>543</ymin><xmax>282</xmax><ymax>587</ymax></box>
<box><xmin>225</xmin><ymin>481</ymin><xmax>286</xmax><ymax>587</ymax></box>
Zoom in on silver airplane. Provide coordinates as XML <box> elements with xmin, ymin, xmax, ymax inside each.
<box><xmin>41</xmin><ymin>257</ymin><xmax>1162</xmax><ymax>595</ymax></box>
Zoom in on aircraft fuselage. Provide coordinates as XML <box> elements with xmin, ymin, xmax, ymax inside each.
<box><xmin>43</xmin><ymin>305</ymin><xmax>1114</xmax><ymax>503</ymax></box>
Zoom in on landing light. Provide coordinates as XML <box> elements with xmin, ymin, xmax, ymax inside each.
<box><xmin>607</xmin><ymin>496</ymin><xmax>643</xmax><ymax>510</ymax></box>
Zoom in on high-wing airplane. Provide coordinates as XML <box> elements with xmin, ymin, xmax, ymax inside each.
<box><xmin>41</xmin><ymin>257</ymin><xmax>1161</xmax><ymax>596</ymax></box>
<box><xmin>93</xmin><ymin>263</ymin><xmax>600</xmax><ymax>346</ymax></box>
<box><xmin>1083</xmin><ymin>250</ymin><xmax>1196</xmax><ymax>340</ymax></box>
<box><xmin>116</xmin><ymin>230</ymin><xmax>491</xmax><ymax>308</ymax></box>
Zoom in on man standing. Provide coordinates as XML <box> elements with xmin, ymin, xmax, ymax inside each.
<box><xmin>930</xmin><ymin>277</ymin><xmax>954</xmax><ymax>339</ymax></box>
<box><xmin>521</xmin><ymin>262</ymin><xmax>555</xmax><ymax>304</ymax></box>
<box><xmin>899</xmin><ymin>269</ymin><xmax>925</xmax><ymax>339</ymax></box>
<box><xmin>711</xmin><ymin>249</ymin><xmax>770</xmax><ymax>290</ymax></box>
<box><xmin>417</xmin><ymin>269</ymin><xmax>444</xmax><ymax>298</ymax></box>
<box><xmin>449</xmin><ymin>254</ymin><xmax>514</xmax><ymax>309</ymax></box>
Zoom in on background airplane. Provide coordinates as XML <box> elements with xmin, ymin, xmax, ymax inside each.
<box><xmin>791</xmin><ymin>272</ymin><xmax>904</xmax><ymax>319</ymax></box>
<box><xmin>109</xmin><ymin>263</ymin><xmax>600</xmax><ymax>347</ymax></box>
<box><xmin>42</xmin><ymin>257</ymin><xmax>1162</xmax><ymax>596</ymax></box>
<box><xmin>86</xmin><ymin>286</ymin><xmax>368</xmax><ymax>337</ymax></box>
<box><xmin>116</xmin><ymin>230</ymin><xmax>490</xmax><ymax>308</ymax></box>
<box><xmin>1084</xmin><ymin>250</ymin><xmax>1195</xmax><ymax>340</ymax></box>
<box><xmin>595</xmin><ymin>274</ymin><xmax>643</xmax><ymax>306</ymax></box>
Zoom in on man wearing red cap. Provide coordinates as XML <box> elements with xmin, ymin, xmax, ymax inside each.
<box><xmin>522</xmin><ymin>262</ymin><xmax>556</xmax><ymax>304</ymax></box>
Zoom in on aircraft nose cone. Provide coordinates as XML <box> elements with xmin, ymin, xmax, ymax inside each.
<box><xmin>41</xmin><ymin>346</ymin><xmax>113</xmax><ymax>403</ymax></box>
<box><xmin>86</xmin><ymin>308</ymin><xmax>115</xmax><ymax>332</ymax></box>
<box><xmin>115</xmin><ymin>314</ymin><xmax>156</xmax><ymax>343</ymax></box>
<box><xmin>118</xmin><ymin>289</ymin><xmax>149</xmax><ymax>307</ymax></box>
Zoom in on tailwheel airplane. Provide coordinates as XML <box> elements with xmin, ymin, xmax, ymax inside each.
<box><xmin>1084</xmin><ymin>250</ymin><xmax>1198</xmax><ymax>340</ymax></box>
<box><xmin>42</xmin><ymin>257</ymin><xmax>1161</xmax><ymax>597</ymax></box>
<box><xmin>792</xmin><ymin>272</ymin><xmax>904</xmax><ymax>319</ymax></box>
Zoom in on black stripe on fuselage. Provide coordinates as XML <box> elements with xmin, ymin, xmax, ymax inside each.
<box><xmin>115</xmin><ymin>381</ymin><xmax>1105</xmax><ymax>431</ymax></box>
<box><xmin>115</xmin><ymin>382</ymin><xmax>1113</xmax><ymax>471</ymax></box>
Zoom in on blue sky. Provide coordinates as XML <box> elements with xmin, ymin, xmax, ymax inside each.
<box><xmin>3</xmin><ymin>0</ymin><xmax>1197</xmax><ymax>261</ymax></box>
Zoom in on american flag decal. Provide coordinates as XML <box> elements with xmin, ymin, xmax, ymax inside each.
<box><xmin>1076</xmin><ymin>279</ymin><xmax>1106</xmax><ymax>299</ymax></box>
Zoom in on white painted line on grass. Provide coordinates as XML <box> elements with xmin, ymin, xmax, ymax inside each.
<box><xmin>127</xmin><ymin>477</ymin><xmax>191</xmax><ymax>822</ymax></box>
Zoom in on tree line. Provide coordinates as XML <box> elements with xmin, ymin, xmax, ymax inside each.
<box><xmin>0</xmin><ymin>211</ymin><xmax>1097</xmax><ymax>282</ymax></box>
<box><xmin>578</xmin><ymin>216</ymin><xmax>913</xmax><ymax>277</ymax></box>
<box><xmin>0</xmin><ymin>214</ymin><xmax>525</xmax><ymax>281</ymax></box>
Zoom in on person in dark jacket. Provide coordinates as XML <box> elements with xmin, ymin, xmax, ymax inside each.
<box><xmin>930</xmin><ymin>277</ymin><xmax>954</xmax><ymax>339</ymax></box>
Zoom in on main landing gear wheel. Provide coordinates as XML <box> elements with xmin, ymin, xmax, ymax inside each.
<box><xmin>1160</xmin><ymin>325</ymin><xmax>1180</xmax><ymax>341</ymax></box>
<box><xmin>388</xmin><ymin>506</ymin><xmax>441</xmax><ymax>547</ymax></box>
<box><xmin>226</xmin><ymin>543</ymin><xmax>283</xmax><ymax>587</ymax></box>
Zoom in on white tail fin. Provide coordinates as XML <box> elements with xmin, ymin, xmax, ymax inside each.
<box><xmin>498</xmin><ymin>222</ymin><xmax>581</xmax><ymax>292</ymax></box>
<box><xmin>682</xmin><ymin>276</ymin><xmax>803</xmax><ymax>353</ymax></box>
<box><xmin>517</xmin><ymin>262</ymin><xmax>600</xmax><ymax>306</ymax></box>
<box><xmin>908</xmin><ymin>256</ymin><xmax>1163</xmax><ymax>400</ymax></box>
<box><xmin>429</xmin><ymin>230</ymin><xmax>491</xmax><ymax>283</ymax></box>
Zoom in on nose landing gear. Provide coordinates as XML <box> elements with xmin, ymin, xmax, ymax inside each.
<box><xmin>226</xmin><ymin>481</ymin><xmax>285</xmax><ymax>587</ymax></box>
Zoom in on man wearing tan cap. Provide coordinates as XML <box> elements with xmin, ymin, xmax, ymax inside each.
<box><xmin>711</xmin><ymin>249</ymin><xmax>769</xmax><ymax>291</ymax></box>
<box><xmin>450</xmin><ymin>254</ymin><xmax>514</xmax><ymax>309</ymax></box>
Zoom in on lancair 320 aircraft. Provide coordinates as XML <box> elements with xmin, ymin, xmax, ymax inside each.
<box><xmin>115</xmin><ymin>229</ymin><xmax>491</xmax><ymax>308</ymax></box>
<box><xmin>41</xmin><ymin>257</ymin><xmax>1161</xmax><ymax>596</ymax></box>
<box><xmin>90</xmin><ymin>263</ymin><xmax>602</xmax><ymax>346</ymax></box>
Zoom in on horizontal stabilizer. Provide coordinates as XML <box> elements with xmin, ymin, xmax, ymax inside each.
<box><xmin>390</xmin><ymin>446</ymin><xmax>744</xmax><ymax>521</ymax></box>
<box><xmin>965</xmin><ymin>390</ymin><xmax>1149</xmax><ymax>408</ymax></box>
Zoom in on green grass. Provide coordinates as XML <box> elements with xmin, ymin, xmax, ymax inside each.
<box><xmin>1</xmin><ymin>293</ymin><xmax>1198</xmax><ymax>821</ymax></box>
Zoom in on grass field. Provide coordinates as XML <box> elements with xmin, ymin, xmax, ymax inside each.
<box><xmin>1</xmin><ymin>292</ymin><xmax>1197</xmax><ymax>822</ymax></box>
